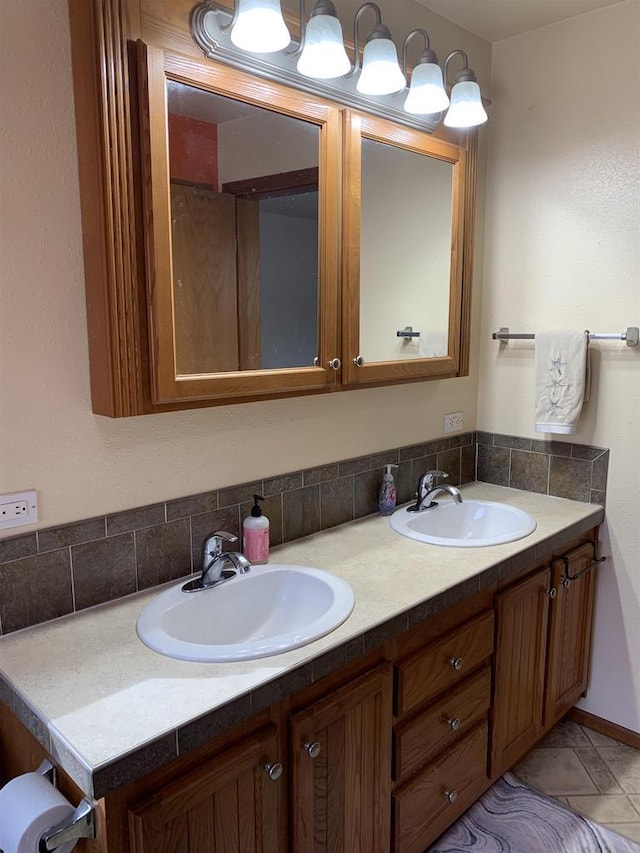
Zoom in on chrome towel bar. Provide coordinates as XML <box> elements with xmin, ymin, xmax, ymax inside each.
<box><xmin>492</xmin><ymin>326</ymin><xmax>639</xmax><ymax>346</ymax></box>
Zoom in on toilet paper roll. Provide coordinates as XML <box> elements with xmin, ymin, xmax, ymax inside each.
<box><xmin>0</xmin><ymin>771</ymin><xmax>78</xmax><ymax>853</ymax></box>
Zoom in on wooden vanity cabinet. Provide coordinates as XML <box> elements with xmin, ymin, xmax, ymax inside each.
<box><xmin>490</xmin><ymin>540</ymin><xmax>598</xmax><ymax>778</ymax></box>
<box><xmin>107</xmin><ymin>657</ymin><xmax>394</xmax><ymax>853</ymax></box>
<box><xmin>0</xmin><ymin>531</ymin><xmax>600</xmax><ymax>853</ymax></box>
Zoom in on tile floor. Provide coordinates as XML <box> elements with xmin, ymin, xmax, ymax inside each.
<box><xmin>513</xmin><ymin>720</ymin><xmax>640</xmax><ymax>844</ymax></box>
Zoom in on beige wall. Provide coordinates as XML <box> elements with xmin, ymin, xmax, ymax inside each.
<box><xmin>478</xmin><ymin>1</ymin><xmax>640</xmax><ymax>731</ymax></box>
<box><xmin>0</xmin><ymin>0</ymin><xmax>490</xmax><ymax>531</ymax></box>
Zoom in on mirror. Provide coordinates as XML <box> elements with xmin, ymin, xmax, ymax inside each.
<box><xmin>342</xmin><ymin>111</ymin><xmax>468</xmax><ymax>386</ymax></box>
<box><xmin>140</xmin><ymin>48</ymin><xmax>341</xmax><ymax>403</ymax></box>
<box><xmin>167</xmin><ymin>80</ymin><xmax>320</xmax><ymax>375</ymax></box>
<box><xmin>359</xmin><ymin>137</ymin><xmax>453</xmax><ymax>363</ymax></box>
<box><xmin>139</xmin><ymin>47</ymin><xmax>472</xmax><ymax>406</ymax></box>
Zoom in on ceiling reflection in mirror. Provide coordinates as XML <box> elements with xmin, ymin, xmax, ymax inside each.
<box><xmin>167</xmin><ymin>80</ymin><xmax>320</xmax><ymax>374</ymax></box>
<box><xmin>359</xmin><ymin>137</ymin><xmax>454</xmax><ymax>363</ymax></box>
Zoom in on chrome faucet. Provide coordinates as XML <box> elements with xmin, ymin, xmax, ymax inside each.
<box><xmin>183</xmin><ymin>531</ymin><xmax>251</xmax><ymax>592</ymax></box>
<box><xmin>408</xmin><ymin>470</ymin><xmax>463</xmax><ymax>513</ymax></box>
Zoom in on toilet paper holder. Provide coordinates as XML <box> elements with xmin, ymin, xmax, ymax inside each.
<box><xmin>37</xmin><ymin>760</ymin><xmax>96</xmax><ymax>851</ymax></box>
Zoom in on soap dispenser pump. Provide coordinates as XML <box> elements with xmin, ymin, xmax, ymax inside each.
<box><xmin>243</xmin><ymin>494</ymin><xmax>270</xmax><ymax>564</ymax></box>
<box><xmin>378</xmin><ymin>464</ymin><xmax>399</xmax><ymax>516</ymax></box>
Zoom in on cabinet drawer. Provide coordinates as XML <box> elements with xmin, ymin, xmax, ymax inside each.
<box><xmin>393</xmin><ymin>667</ymin><xmax>491</xmax><ymax>782</ymax></box>
<box><xmin>393</xmin><ymin>721</ymin><xmax>489</xmax><ymax>853</ymax></box>
<box><xmin>395</xmin><ymin>610</ymin><xmax>494</xmax><ymax>716</ymax></box>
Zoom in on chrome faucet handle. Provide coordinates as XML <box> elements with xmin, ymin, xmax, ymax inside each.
<box><xmin>202</xmin><ymin>530</ymin><xmax>237</xmax><ymax>571</ymax></box>
<box><xmin>422</xmin><ymin>470</ymin><xmax>449</xmax><ymax>487</ymax></box>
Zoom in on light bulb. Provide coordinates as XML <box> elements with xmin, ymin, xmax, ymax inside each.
<box><xmin>297</xmin><ymin>13</ymin><xmax>350</xmax><ymax>79</ymax></box>
<box><xmin>357</xmin><ymin>36</ymin><xmax>406</xmax><ymax>96</ymax></box>
<box><xmin>230</xmin><ymin>0</ymin><xmax>290</xmax><ymax>53</ymax></box>
<box><xmin>444</xmin><ymin>80</ymin><xmax>487</xmax><ymax>127</ymax></box>
<box><xmin>404</xmin><ymin>62</ymin><xmax>449</xmax><ymax>114</ymax></box>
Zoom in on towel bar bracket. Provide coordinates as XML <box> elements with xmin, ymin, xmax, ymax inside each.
<box><xmin>625</xmin><ymin>326</ymin><xmax>639</xmax><ymax>346</ymax></box>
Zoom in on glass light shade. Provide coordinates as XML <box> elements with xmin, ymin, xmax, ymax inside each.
<box><xmin>356</xmin><ymin>38</ymin><xmax>406</xmax><ymax>96</ymax></box>
<box><xmin>230</xmin><ymin>0</ymin><xmax>290</xmax><ymax>53</ymax></box>
<box><xmin>444</xmin><ymin>79</ymin><xmax>488</xmax><ymax>127</ymax></box>
<box><xmin>403</xmin><ymin>62</ymin><xmax>449</xmax><ymax>114</ymax></box>
<box><xmin>297</xmin><ymin>14</ymin><xmax>351</xmax><ymax>78</ymax></box>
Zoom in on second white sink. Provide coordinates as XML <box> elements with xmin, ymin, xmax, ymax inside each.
<box><xmin>390</xmin><ymin>499</ymin><xmax>536</xmax><ymax>547</ymax></box>
<box><xmin>137</xmin><ymin>564</ymin><xmax>355</xmax><ymax>662</ymax></box>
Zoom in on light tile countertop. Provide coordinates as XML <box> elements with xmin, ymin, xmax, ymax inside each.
<box><xmin>0</xmin><ymin>483</ymin><xmax>603</xmax><ymax>799</ymax></box>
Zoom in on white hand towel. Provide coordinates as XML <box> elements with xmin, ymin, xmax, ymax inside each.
<box><xmin>534</xmin><ymin>330</ymin><xmax>588</xmax><ymax>434</ymax></box>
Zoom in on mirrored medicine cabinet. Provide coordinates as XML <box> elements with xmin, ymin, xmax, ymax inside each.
<box><xmin>69</xmin><ymin>0</ymin><xmax>477</xmax><ymax>416</ymax></box>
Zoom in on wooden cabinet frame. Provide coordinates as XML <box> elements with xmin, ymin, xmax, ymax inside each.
<box><xmin>69</xmin><ymin>0</ymin><xmax>479</xmax><ymax>416</ymax></box>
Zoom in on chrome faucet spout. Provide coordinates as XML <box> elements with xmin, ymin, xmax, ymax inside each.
<box><xmin>408</xmin><ymin>470</ymin><xmax>463</xmax><ymax>512</ymax></box>
<box><xmin>202</xmin><ymin>551</ymin><xmax>251</xmax><ymax>587</ymax></box>
<box><xmin>182</xmin><ymin>531</ymin><xmax>252</xmax><ymax>592</ymax></box>
<box><xmin>423</xmin><ymin>484</ymin><xmax>463</xmax><ymax>507</ymax></box>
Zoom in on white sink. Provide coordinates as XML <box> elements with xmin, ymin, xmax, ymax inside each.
<box><xmin>389</xmin><ymin>499</ymin><xmax>536</xmax><ymax>547</ymax></box>
<box><xmin>136</xmin><ymin>564</ymin><xmax>355</xmax><ymax>662</ymax></box>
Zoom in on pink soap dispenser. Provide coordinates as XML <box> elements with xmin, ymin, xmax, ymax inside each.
<box><xmin>243</xmin><ymin>494</ymin><xmax>270</xmax><ymax>564</ymax></box>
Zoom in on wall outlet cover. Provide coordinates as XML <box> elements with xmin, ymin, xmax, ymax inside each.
<box><xmin>444</xmin><ymin>412</ymin><xmax>464</xmax><ymax>433</ymax></box>
<box><xmin>0</xmin><ymin>490</ymin><xmax>38</xmax><ymax>530</ymax></box>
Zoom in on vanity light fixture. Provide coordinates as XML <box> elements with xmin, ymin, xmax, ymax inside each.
<box><xmin>190</xmin><ymin>1</ymin><xmax>488</xmax><ymax>132</ymax></box>
<box><xmin>443</xmin><ymin>49</ymin><xmax>488</xmax><ymax>128</ymax></box>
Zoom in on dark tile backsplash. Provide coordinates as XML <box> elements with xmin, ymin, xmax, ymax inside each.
<box><xmin>475</xmin><ymin>432</ymin><xmax>608</xmax><ymax>506</ymax></box>
<box><xmin>0</xmin><ymin>550</ymin><xmax>74</xmax><ymax>633</ymax></box>
<box><xmin>0</xmin><ymin>430</ymin><xmax>608</xmax><ymax>636</ymax></box>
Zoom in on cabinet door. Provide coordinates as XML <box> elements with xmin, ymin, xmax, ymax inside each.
<box><xmin>341</xmin><ymin>111</ymin><xmax>475</xmax><ymax>387</ymax></box>
<box><xmin>289</xmin><ymin>663</ymin><xmax>393</xmax><ymax>853</ymax></box>
<box><xmin>128</xmin><ymin>727</ymin><xmax>282</xmax><ymax>853</ymax></box>
<box><xmin>138</xmin><ymin>45</ymin><xmax>341</xmax><ymax>405</ymax></box>
<box><xmin>544</xmin><ymin>542</ymin><xmax>597</xmax><ymax>726</ymax></box>
<box><xmin>491</xmin><ymin>567</ymin><xmax>551</xmax><ymax>777</ymax></box>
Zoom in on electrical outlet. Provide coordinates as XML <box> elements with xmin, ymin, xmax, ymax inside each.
<box><xmin>444</xmin><ymin>412</ymin><xmax>464</xmax><ymax>433</ymax></box>
<box><xmin>0</xmin><ymin>490</ymin><xmax>38</xmax><ymax>530</ymax></box>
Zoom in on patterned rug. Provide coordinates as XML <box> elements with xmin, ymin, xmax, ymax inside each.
<box><xmin>429</xmin><ymin>772</ymin><xmax>640</xmax><ymax>852</ymax></box>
